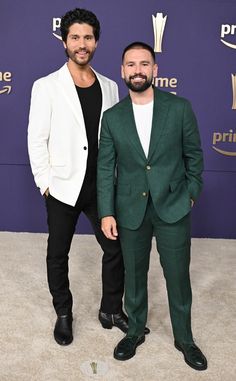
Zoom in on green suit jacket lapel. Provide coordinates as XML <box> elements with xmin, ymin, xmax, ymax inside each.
<box><xmin>121</xmin><ymin>96</ymin><xmax>146</xmax><ymax>160</ymax></box>
<box><xmin>148</xmin><ymin>89</ymin><xmax>170</xmax><ymax>161</ymax></box>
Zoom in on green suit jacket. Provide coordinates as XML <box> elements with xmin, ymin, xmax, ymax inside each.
<box><xmin>97</xmin><ymin>88</ymin><xmax>203</xmax><ymax>229</ymax></box>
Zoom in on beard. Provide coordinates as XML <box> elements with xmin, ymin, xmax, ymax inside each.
<box><xmin>124</xmin><ymin>74</ymin><xmax>153</xmax><ymax>92</ymax></box>
<box><xmin>65</xmin><ymin>47</ymin><xmax>96</xmax><ymax>66</ymax></box>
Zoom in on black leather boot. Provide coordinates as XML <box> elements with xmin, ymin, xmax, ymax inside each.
<box><xmin>54</xmin><ymin>314</ymin><xmax>73</xmax><ymax>346</ymax></box>
<box><xmin>98</xmin><ymin>310</ymin><xmax>150</xmax><ymax>334</ymax></box>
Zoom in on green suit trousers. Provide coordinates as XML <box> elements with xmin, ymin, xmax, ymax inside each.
<box><xmin>119</xmin><ymin>196</ymin><xmax>193</xmax><ymax>344</ymax></box>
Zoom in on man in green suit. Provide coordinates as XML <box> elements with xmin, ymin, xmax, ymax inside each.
<box><xmin>97</xmin><ymin>42</ymin><xmax>207</xmax><ymax>370</ymax></box>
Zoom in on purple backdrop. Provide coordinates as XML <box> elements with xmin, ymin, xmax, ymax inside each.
<box><xmin>0</xmin><ymin>0</ymin><xmax>236</xmax><ymax>237</ymax></box>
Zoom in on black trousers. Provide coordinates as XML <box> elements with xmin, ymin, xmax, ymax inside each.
<box><xmin>45</xmin><ymin>178</ymin><xmax>124</xmax><ymax>316</ymax></box>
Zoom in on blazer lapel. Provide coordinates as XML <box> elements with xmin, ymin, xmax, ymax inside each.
<box><xmin>148</xmin><ymin>89</ymin><xmax>170</xmax><ymax>161</ymax></box>
<box><xmin>95</xmin><ymin>70</ymin><xmax>108</xmax><ymax>116</ymax></box>
<box><xmin>93</xmin><ymin>69</ymin><xmax>112</xmax><ymax>137</ymax></box>
<box><xmin>58</xmin><ymin>63</ymin><xmax>86</xmax><ymax>132</ymax></box>
<box><xmin>122</xmin><ymin>96</ymin><xmax>147</xmax><ymax>160</ymax></box>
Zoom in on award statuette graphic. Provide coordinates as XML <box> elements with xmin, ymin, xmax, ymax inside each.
<box><xmin>152</xmin><ymin>12</ymin><xmax>167</xmax><ymax>53</ymax></box>
<box><xmin>80</xmin><ymin>360</ymin><xmax>108</xmax><ymax>377</ymax></box>
<box><xmin>232</xmin><ymin>73</ymin><xmax>236</xmax><ymax>109</ymax></box>
<box><xmin>90</xmin><ymin>362</ymin><xmax>97</xmax><ymax>374</ymax></box>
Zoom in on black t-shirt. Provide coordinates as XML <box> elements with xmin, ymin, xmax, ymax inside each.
<box><xmin>75</xmin><ymin>77</ymin><xmax>102</xmax><ymax>184</ymax></box>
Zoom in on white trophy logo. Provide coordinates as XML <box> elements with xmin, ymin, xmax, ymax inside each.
<box><xmin>232</xmin><ymin>74</ymin><xmax>236</xmax><ymax>110</ymax></box>
<box><xmin>152</xmin><ymin>12</ymin><xmax>167</xmax><ymax>53</ymax></box>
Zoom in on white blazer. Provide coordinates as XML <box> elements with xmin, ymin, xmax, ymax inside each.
<box><xmin>28</xmin><ymin>63</ymin><xmax>119</xmax><ymax>206</ymax></box>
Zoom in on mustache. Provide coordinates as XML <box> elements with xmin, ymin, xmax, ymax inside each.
<box><xmin>130</xmin><ymin>74</ymin><xmax>147</xmax><ymax>80</ymax></box>
<box><xmin>74</xmin><ymin>48</ymin><xmax>89</xmax><ymax>54</ymax></box>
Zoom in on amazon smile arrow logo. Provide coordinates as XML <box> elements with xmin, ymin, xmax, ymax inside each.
<box><xmin>212</xmin><ymin>146</ymin><xmax>236</xmax><ymax>156</ymax></box>
<box><xmin>220</xmin><ymin>39</ymin><xmax>236</xmax><ymax>49</ymax></box>
<box><xmin>212</xmin><ymin>130</ymin><xmax>236</xmax><ymax>156</ymax></box>
<box><xmin>221</xmin><ymin>39</ymin><xmax>236</xmax><ymax>49</ymax></box>
<box><xmin>52</xmin><ymin>18</ymin><xmax>62</xmax><ymax>41</ymax></box>
<box><xmin>221</xmin><ymin>24</ymin><xmax>236</xmax><ymax>49</ymax></box>
<box><xmin>52</xmin><ymin>33</ymin><xmax>62</xmax><ymax>41</ymax></box>
<box><xmin>0</xmin><ymin>85</ymin><xmax>11</xmax><ymax>94</ymax></box>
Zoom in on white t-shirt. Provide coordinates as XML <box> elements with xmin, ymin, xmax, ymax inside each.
<box><xmin>132</xmin><ymin>100</ymin><xmax>154</xmax><ymax>158</ymax></box>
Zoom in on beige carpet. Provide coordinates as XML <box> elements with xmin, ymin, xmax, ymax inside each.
<box><xmin>0</xmin><ymin>232</ymin><xmax>235</xmax><ymax>381</ymax></box>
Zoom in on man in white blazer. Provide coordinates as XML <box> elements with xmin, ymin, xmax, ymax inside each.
<box><xmin>28</xmin><ymin>8</ymin><xmax>129</xmax><ymax>346</ymax></box>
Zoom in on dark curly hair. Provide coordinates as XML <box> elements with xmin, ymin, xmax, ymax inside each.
<box><xmin>60</xmin><ymin>8</ymin><xmax>100</xmax><ymax>42</ymax></box>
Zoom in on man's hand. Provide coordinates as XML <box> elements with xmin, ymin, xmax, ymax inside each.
<box><xmin>191</xmin><ymin>199</ymin><xmax>194</xmax><ymax>207</ymax></box>
<box><xmin>101</xmin><ymin>216</ymin><xmax>118</xmax><ymax>240</ymax></box>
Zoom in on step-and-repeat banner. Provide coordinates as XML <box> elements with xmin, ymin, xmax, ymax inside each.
<box><xmin>1</xmin><ymin>0</ymin><xmax>236</xmax><ymax>237</ymax></box>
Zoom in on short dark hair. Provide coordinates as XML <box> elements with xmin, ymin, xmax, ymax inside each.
<box><xmin>122</xmin><ymin>41</ymin><xmax>155</xmax><ymax>62</ymax></box>
<box><xmin>60</xmin><ymin>8</ymin><xmax>100</xmax><ymax>42</ymax></box>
